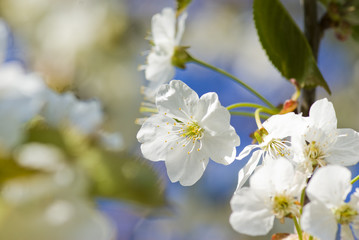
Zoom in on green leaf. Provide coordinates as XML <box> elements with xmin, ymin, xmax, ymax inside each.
<box><xmin>176</xmin><ymin>0</ymin><xmax>192</xmax><ymax>16</ymax></box>
<box><xmin>78</xmin><ymin>149</ymin><xmax>166</xmax><ymax>207</ymax></box>
<box><xmin>351</xmin><ymin>25</ymin><xmax>359</xmax><ymax>41</ymax></box>
<box><xmin>253</xmin><ymin>0</ymin><xmax>331</xmax><ymax>93</ymax></box>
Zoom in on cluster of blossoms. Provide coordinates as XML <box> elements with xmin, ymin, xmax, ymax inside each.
<box><xmin>0</xmin><ymin>21</ymin><xmax>121</xmax><ymax>239</ymax></box>
<box><xmin>137</xmin><ymin>6</ymin><xmax>359</xmax><ymax>240</ymax></box>
<box><xmin>230</xmin><ymin>97</ymin><xmax>359</xmax><ymax>239</ymax></box>
<box><xmin>0</xmin><ymin>52</ymin><xmax>123</xmax><ymax>153</ymax></box>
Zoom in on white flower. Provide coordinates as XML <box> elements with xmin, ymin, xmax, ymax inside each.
<box><xmin>143</xmin><ymin>8</ymin><xmax>187</xmax><ymax>95</ymax></box>
<box><xmin>0</xmin><ymin>64</ymin><xmax>47</xmax><ymax>151</ymax></box>
<box><xmin>293</xmin><ymin>98</ymin><xmax>359</xmax><ymax>175</ymax></box>
<box><xmin>230</xmin><ymin>157</ymin><xmax>306</xmax><ymax>236</ymax></box>
<box><xmin>301</xmin><ymin>165</ymin><xmax>359</xmax><ymax>240</ymax></box>
<box><xmin>235</xmin><ymin>112</ymin><xmax>306</xmax><ymax>189</ymax></box>
<box><xmin>137</xmin><ymin>80</ymin><xmax>240</xmax><ymax>186</ymax></box>
<box><xmin>41</xmin><ymin>91</ymin><xmax>103</xmax><ymax>135</ymax></box>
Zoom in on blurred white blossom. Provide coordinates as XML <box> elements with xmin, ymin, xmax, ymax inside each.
<box><xmin>97</xmin><ymin>131</ymin><xmax>124</xmax><ymax>151</ymax></box>
<box><xmin>41</xmin><ymin>91</ymin><xmax>103</xmax><ymax>135</ymax></box>
<box><xmin>0</xmin><ymin>64</ymin><xmax>47</xmax><ymax>151</ymax></box>
<box><xmin>16</xmin><ymin>143</ymin><xmax>67</xmax><ymax>172</ymax></box>
<box><xmin>0</xmin><ymin>143</ymin><xmax>115</xmax><ymax>240</ymax></box>
<box><xmin>0</xmin><ymin>20</ymin><xmax>7</xmax><ymax>63</ymax></box>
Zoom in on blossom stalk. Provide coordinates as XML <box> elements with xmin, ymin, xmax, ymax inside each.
<box><xmin>189</xmin><ymin>55</ymin><xmax>276</xmax><ymax>109</ymax></box>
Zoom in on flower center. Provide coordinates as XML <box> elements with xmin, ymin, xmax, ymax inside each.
<box><xmin>262</xmin><ymin>138</ymin><xmax>291</xmax><ymax>158</ymax></box>
<box><xmin>334</xmin><ymin>204</ymin><xmax>358</xmax><ymax>225</ymax></box>
<box><xmin>181</xmin><ymin>121</ymin><xmax>204</xmax><ymax>142</ymax></box>
<box><xmin>272</xmin><ymin>194</ymin><xmax>300</xmax><ymax>220</ymax></box>
<box><xmin>304</xmin><ymin>141</ymin><xmax>326</xmax><ymax>167</ymax></box>
<box><xmin>163</xmin><ymin>119</ymin><xmax>205</xmax><ymax>155</ymax></box>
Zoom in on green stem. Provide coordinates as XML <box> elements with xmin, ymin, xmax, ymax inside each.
<box><xmin>227</xmin><ymin>103</ymin><xmax>279</xmax><ymax>114</ymax></box>
<box><xmin>351</xmin><ymin>175</ymin><xmax>359</xmax><ymax>185</ymax></box>
<box><xmin>254</xmin><ymin>108</ymin><xmax>264</xmax><ymax>129</ymax></box>
<box><xmin>300</xmin><ymin>187</ymin><xmax>306</xmax><ymax>215</ymax></box>
<box><xmin>139</xmin><ymin>107</ymin><xmax>158</xmax><ymax>113</ymax></box>
<box><xmin>309</xmin><ymin>236</ymin><xmax>313</xmax><ymax>240</ymax></box>
<box><xmin>189</xmin><ymin>56</ymin><xmax>276</xmax><ymax>109</ymax></box>
<box><xmin>293</xmin><ymin>217</ymin><xmax>303</xmax><ymax>240</ymax></box>
<box><xmin>230</xmin><ymin>111</ymin><xmax>269</xmax><ymax>120</ymax></box>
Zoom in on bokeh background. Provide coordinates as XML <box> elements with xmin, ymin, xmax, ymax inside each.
<box><xmin>0</xmin><ymin>0</ymin><xmax>359</xmax><ymax>239</ymax></box>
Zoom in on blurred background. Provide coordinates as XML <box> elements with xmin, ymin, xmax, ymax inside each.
<box><xmin>0</xmin><ymin>0</ymin><xmax>359</xmax><ymax>239</ymax></box>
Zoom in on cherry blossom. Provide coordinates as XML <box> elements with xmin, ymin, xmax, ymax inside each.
<box><xmin>137</xmin><ymin>80</ymin><xmax>240</xmax><ymax>186</ymax></box>
<box><xmin>142</xmin><ymin>8</ymin><xmax>187</xmax><ymax>97</ymax></box>
<box><xmin>301</xmin><ymin>165</ymin><xmax>359</xmax><ymax>240</ymax></box>
<box><xmin>293</xmin><ymin>98</ymin><xmax>359</xmax><ymax>175</ymax></box>
<box><xmin>230</xmin><ymin>157</ymin><xmax>306</xmax><ymax>236</ymax></box>
<box><xmin>235</xmin><ymin>112</ymin><xmax>306</xmax><ymax>189</ymax></box>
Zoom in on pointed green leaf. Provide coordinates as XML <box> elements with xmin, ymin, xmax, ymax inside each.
<box><xmin>351</xmin><ymin>25</ymin><xmax>359</xmax><ymax>41</ymax></box>
<box><xmin>253</xmin><ymin>0</ymin><xmax>331</xmax><ymax>93</ymax></box>
<box><xmin>177</xmin><ymin>0</ymin><xmax>192</xmax><ymax>16</ymax></box>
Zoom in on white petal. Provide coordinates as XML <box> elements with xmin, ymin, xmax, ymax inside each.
<box><xmin>165</xmin><ymin>142</ymin><xmax>209</xmax><ymax>186</ymax></box>
<box><xmin>201</xmin><ymin>126</ymin><xmax>240</xmax><ymax>165</ymax></box>
<box><xmin>326</xmin><ymin>128</ymin><xmax>359</xmax><ymax>166</ymax></box>
<box><xmin>137</xmin><ymin>114</ymin><xmax>175</xmax><ymax>161</ymax></box>
<box><xmin>230</xmin><ymin>187</ymin><xmax>274</xmax><ymax>236</ymax></box>
<box><xmin>341</xmin><ymin>225</ymin><xmax>355</xmax><ymax>240</ymax></box>
<box><xmin>352</xmin><ymin>219</ymin><xmax>359</xmax><ymax>240</ymax></box>
<box><xmin>145</xmin><ymin>49</ymin><xmax>174</xmax><ymax>83</ymax></box>
<box><xmin>179</xmin><ymin>150</ymin><xmax>209</xmax><ymax>186</ymax></box>
<box><xmin>250</xmin><ymin>157</ymin><xmax>304</xmax><ymax>197</ymax></box>
<box><xmin>236</xmin><ymin>144</ymin><xmax>259</xmax><ymax>160</ymax></box>
<box><xmin>308</xmin><ymin>98</ymin><xmax>337</xmax><ymax>132</ymax></box>
<box><xmin>196</xmin><ymin>92</ymin><xmax>231</xmax><ymax>132</ymax></box>
<box><xmin>151</xmin><ymin>8</ymin><xmax>176</xmax><ymax>45</ymax></box>
<box><xmin>235</xmin><ymin>150</ymin><xmax>261</xmax><ymax>191</ymax></box>
<box><xmin>175</xmin><ymin>12</ymin><xmax>187</xmax><ymax>44</ymax></box>
<box><xmin>156</xmin><ymin>80</ymin><xmax>199</xmax><ymax>119</ymax></box>
<box><xmin>287</xmin><ymin>170</ymin><xmax>307</xmax><ymax>198</ymax></box>
<box><xmin>262</xmin><ymin>112</ymin><xmax>306</xmax><ymax>139</ymax></box>
<box><xmin>306</xmin><ymin>165</ymin><xmax>351</xmax><ymax>206</ymax></box>
<box><xmin>349</xmin><ymin>189</ymin><xmax>359</xmax><ymax>209</ymax></box>
<box><xmin>164</xmin><ymin>145</ymin><xmax>187</xmax><ymax>182</ymax></box>
<box><xmin>301</xmin><ymin>201</ymin><xmax>337</xmax><ymax>240</ymax></box>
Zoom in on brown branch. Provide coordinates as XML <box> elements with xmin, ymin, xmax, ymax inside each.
<box><xmin>300</xmin><ymin>0</ymin><xmax>321</xmax><ymax>116</ymax></box>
